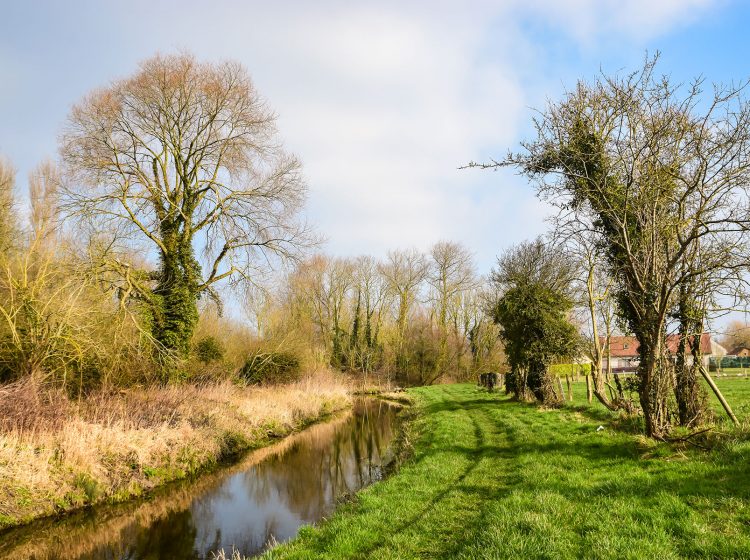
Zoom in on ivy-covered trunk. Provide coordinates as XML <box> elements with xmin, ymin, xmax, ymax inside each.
<box><xmin>151</xmin><ymin>229</ymin><xmax>201</xmax><ymax>358</ymax></box>
<box><xmin>674</xmin><ymin>290</ymin><xmax>707</xmax><ymax>427</ymax></box>
<box><xmin>636</xmin><ymin>332</ymin><xmax>671</xmax><ymax>438</ymax></box>
<box><xmin>675</xmin><ymin>345</ymin><xmax>703</xmax><ymax>427</ymax></box>
<box><xmin>505</xmin><ymin>366</ymin><xmax>527</xmax><ymax>399</ymax></box>
<box><xmin>527</xmin><ymin>360</ymin><xmax>561</xmax><ymax>405</ymax></box>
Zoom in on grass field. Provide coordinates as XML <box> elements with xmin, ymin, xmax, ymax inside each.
<box><xmin>260</xmin><ymin>380</ymin><xmax>750</xmax><ymax>559</ymax></box>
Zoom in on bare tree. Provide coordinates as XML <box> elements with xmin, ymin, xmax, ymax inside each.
<box><xmin>720</xmin><ymin>319</ymin><xmax>750</xmax><ymax>351</ymax></box>
<box><xmin>353</xmin><ymin>256</ymin><xmax>389</xmax><ymax>348</ymax></box>
<box><xmin>0</xmin><ymin>158</ymin><xmax>17</xmax><ymax>254</ymax></box>
<box><xmin>561</xmin><ymin>229</ymin><xmax>622</xmax><ymax>410</ymax></box>
<box><xmin>380</xmin><ymin>248</ymin><xmax>429</xmax><ymax>371</ymax></box>
<box><xmin>456</xmin><ymin>280</ymin><xmax>502</xmax><ymax>379</ymax></box>
<box><xmin>427</xmin><ymin>241</ymin><xmax>476</xmax><ymax>380</ymax></box>
<box><xmin>60</xmin><ymin>53</ymin><xmax>308</xmax><ymax>356</ymax></box>
<box><xmin>29</xmin><ymin>160</ymin><xmax>61</xmax><ymax>245</ymax></box>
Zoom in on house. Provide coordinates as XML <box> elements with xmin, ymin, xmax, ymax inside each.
<box><xmin>600</xmin><ymin>333</ymin><xmax>727</xmax><ymax>372</ymax></box>
<box><xmin>729</xmin><ymin>345</ymin><xmax>750</xmax><ymax>358</ymax></box>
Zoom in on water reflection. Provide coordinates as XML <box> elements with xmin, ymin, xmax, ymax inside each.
<box><xmin>0</xmin><ymin>399</ymin><xmax>400</xmax><ymax>560</ymax></box>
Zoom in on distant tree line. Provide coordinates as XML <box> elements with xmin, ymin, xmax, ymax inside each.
<box><xmin>248</xmin><ymin>242</ymin><xmax>503</xmax><ymax>386</ymax></box>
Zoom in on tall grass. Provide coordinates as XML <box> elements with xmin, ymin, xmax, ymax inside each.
<box><xmin>0</xmin><ymin>370</ymin><xmax>351</xmax><ymax>529</ymax></box>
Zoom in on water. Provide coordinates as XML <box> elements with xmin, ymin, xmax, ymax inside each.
<box><xmin>0</xmin><ymin>398</ymin><xmax>401</xmax><ymax>560</ymax></box>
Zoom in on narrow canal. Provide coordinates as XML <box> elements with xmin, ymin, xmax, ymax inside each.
<box><xmin>0</xmin><ymin>398</ymin><xmax>402</xmax><ymax>560</ymax></box>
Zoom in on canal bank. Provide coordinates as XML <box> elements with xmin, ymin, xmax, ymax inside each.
<box><xmin>0</xmin><ymin>398</ymin><xmax>404</xmax><ymax>560</ymax></box>
<box><xmin>0</xmin><ymin>378</ymin><xmax>351</xmax><ymax>533</ymax></box>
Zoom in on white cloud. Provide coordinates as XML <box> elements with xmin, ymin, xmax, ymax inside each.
<box><xmin>511</xmin><ymin>0</ymin><xmax>721</xmax><ymax>44</ymax></box>
<box><xmin>0</xmin><ymin>0</ymin><xmax>727</xmax><ymax>273</ymax></box>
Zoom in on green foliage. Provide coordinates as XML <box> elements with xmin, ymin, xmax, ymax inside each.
<box><xmin>194</xmin><ymin>336</ymin><xmax>225</xmax><ymax>364</ymax></box>
<box><xmin>491</xmin><ymin>240</ymin><xmax>579</xmax><ymax>403</ymax></box>
<box><xmin>495</xmin><ymin>283</ymin><xmax>578</xmax><ymax>368</ymax></box>
<box><xmin>72</xmin><ymin>473</ymin><xmax>101</xmax><ymax>503</ymax></box>
<box><xmin>239</xmin><ymin>351</ymin><xmax>302</xmax><ymax>385</ymax></box>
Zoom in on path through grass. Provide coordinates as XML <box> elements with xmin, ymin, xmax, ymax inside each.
<box><xmin>263</xmin><ymin>384</ymin><xmax>750</xmax><ymax>559</ymax></box>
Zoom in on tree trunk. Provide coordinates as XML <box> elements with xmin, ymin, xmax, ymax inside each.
<box><xmin>528</xmin><ymin>360</ymin><xmax>561</xmax><ymax>405</ymax></box>
<box><xmin>674</xmin><ymin>300</ymin><xmax>707</xmax><ymax>427</ymax></box>
<box><xmin>151</xmin><ymin>247</ymin><xmax>200</xmax><ymax>359</ymax></box>
<box><xmin>637</xmin><ymin>334</ymin><xmax>671</xmax><ymax>438</ymax></box>
<box><xmin>590</xmin><ymin>363</ymin><xmax>618</xmax><ymax>410</ymax></box>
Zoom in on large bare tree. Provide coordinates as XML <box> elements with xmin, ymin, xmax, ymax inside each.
<box><xmin>61</xmin><ymin>53</ymin><xmax>308</xmax><ymax>356</ymax></box>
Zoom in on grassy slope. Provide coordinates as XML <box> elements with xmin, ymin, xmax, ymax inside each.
<box><xmin>263</xmin><ymin>383</ymin><xmax>750</xmax><ymax>559</ymax></box>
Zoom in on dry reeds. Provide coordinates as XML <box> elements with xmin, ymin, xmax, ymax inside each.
<box><xmin>0</xmin><ymin>370</ymin><xmax>351</xmax><ymax>529</ymax></box>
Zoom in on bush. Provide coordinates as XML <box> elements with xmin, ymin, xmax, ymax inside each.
<box><xmin>194</xmin><ymin>336</ymin><xmax>225</xmax><ymax>364</ymax></box>
<box><xmin>239</xmin><ymin>351</ymin><xmax>301</xmax><ymax>385</ymax></box>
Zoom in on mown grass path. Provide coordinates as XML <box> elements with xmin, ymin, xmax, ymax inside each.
<box><xmin>264</xmin><ymin>384</ymin><xmax>750</xmax><ymax>559</ymax></box>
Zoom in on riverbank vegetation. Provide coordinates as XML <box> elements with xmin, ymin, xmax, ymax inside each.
<box><xmin>0</xmin><ymin>372</ymin><xmax>349</xmax><ymax>529</ymax></box>
<box><xmin>257</xmin><ymin>383</ymin><xmax>750</xmax><ymax>559</ymax></box>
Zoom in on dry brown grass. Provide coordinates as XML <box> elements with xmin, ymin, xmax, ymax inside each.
<box><xmin>0</xmin><ymin>404</ymin><xmax>357</xmax><ymax>560</ymax></box>
<box><xmin>0</xmin><ymin>369</ymin><xmax>351</xmax><ymax>529</ymax></box>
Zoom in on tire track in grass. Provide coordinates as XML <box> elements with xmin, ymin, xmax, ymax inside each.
<box><xmin>370</xmin><ymin>385</ymin><xmax>517</xmax><ymax>559</ymax></box>
<box><xmin>363</xmin><ymin>385</ymin><xmax>487</xmax><ymax>558</ymax></box>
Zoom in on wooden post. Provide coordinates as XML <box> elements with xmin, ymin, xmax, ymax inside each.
<box><xmin>557</xmin><ymin>377</ymin><xmax>565</xmax><ymax>403</ymax></box>
<box><xmin>586</xmin><ymin>374</ymin><xmax>592</xmax><ymax>403</ymax></box>
<box><xmin>565</xmin><ymin>375</ymin><xmax>573</xmax><ymax>401</ymax></box>
<box><xmin>699</xmin><ymin>366</ymin><xmax>739</xmax><ymax>426</ymax></box>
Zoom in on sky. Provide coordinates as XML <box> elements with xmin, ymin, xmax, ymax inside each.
<box><xmin>1</xmin><ymin>0</ymin><xmax>748</xmax><ymax>278</ymax></box>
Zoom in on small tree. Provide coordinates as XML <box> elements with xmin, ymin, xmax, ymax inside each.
<box><xmin>61</xmin><ymin>53</ymin><xmax>308</xmax><ymax>358</ymax></box>
<box><xmin>490</xmin><ymin>239</ymin><xmax>579</xmax><ymax>405</ymax></box>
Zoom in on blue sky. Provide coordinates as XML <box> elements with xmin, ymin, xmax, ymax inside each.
<box><xmin>0</xmin><ymin>0</ymin><xmax>748</xmax><ymax>277</ymax></box>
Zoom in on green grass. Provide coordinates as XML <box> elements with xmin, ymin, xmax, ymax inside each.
<box><xmin>262</xmin><ymin>383</ymin><xmax>750</xmax><ymax>559</ymax></box>
<box><xmin>713</xmin><ymin>368</ymin><xmax>750</xmax><ymax>376</ymax></box>
<box><xmin>549</xmin><ymin>363</ymin><xmax>589</xmax><ymax>377</ymax></box>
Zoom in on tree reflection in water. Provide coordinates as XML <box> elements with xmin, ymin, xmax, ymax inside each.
<box><xmin>0</xmin><ymin>399</ymin><xmax>399</xmax><ymax>560</ymax></box>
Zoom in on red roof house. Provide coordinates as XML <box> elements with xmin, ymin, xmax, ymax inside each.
<box><xmin>599</xmin><ymin>334</ymin><xmax>725</xmax><ymax>371</ymax></box>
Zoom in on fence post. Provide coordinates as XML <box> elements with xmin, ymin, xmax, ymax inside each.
<box><xmin>700</xmin><ymin>366</ymin><xmax>739</xmax><ymax>426</ymax></box>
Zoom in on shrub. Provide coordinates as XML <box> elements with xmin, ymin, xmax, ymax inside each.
<box><xmin>194</xmin><ymin>336</ymin><xmax>225</xmax><ymax>364</ymax></box>
<box><xmin>239</xmin><ymin>351</ymin><xmax>301</xmax><ymax>385</ymax></box>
